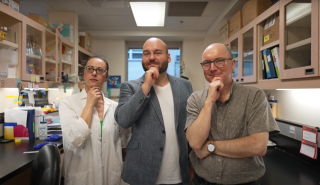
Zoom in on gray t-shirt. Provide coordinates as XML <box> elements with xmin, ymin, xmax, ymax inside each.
<box><xmin>185</xmin><ymin>82</ymin><xmax>280</xmax><ymax>184</ymax></box>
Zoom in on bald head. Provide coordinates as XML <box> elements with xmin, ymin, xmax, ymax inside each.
<box><xmin>202</xmin><ymin>43</ymin><xmax>232</xmax><ymax>60</ymax></box>
<box><xmin>143</xmin><ymin>37</ymin><xmax>168</xmax><ymax>54</ymax></box>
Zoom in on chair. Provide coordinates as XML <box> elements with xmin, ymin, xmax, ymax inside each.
<box><xmin>30</xmin><ymin>144</ymin><xmax>61</xmax><ymax>185</ymax></box>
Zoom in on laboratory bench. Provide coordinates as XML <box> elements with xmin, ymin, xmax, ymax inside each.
<box><xmin>0</xmin><ymin>139</ymin><xmax>63</xmax><ymax>184</ymax></box>
<box><xmin>0</xmin><ymin>134</ymin><xmax>319</xmax><ymax>185</ymax></box>
<box><xmin>261</xmin><ymin>134</ymin><xmax>320</xmax><ymax>185</ymax></box>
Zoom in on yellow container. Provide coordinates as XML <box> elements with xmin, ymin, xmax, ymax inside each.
<box><xmin>4</xmin><ymin>126</ymin><xmax>14</xmax><ymax>140</ymax></box>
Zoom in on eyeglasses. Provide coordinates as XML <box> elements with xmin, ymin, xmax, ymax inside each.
<box><xmin>200</xmin><ymin>58</ymin><xmax>233</xmax><ymax>70</ymax></box>
<box><xmin>84</xmin><ymin>66</ymin><xmax>108</xmax><ymax>74</ymax></box>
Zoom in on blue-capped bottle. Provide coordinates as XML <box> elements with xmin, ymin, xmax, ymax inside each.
<box><xmin>269</xmin><ymin>96</ymin><xmax>278</xmax><ymax>118</ymax></box>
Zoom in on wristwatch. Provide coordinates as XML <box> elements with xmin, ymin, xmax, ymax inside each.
<box><xmin>207</xmin><ymin>141</ymin><xmax>215</xmax><ymax>153</ymax></box>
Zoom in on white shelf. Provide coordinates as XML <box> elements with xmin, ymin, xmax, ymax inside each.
<box><xmin>78</xmin><ymin>46</ymin><xmax>94</xmax><ymax>57</ymax></box>
<box><xmin>60</xmin><ymin>34</ymin><xmax>74</xmax><ymax>48</ymax></box>
<box><xmin>243</xmin><ymin>50</ymin><xmax>254</xmax><ymax>58</ymax></box>
<box><xmin>286</xmin><ymin>38</ymin><xmax>311</xmax><ymax>51</ymax></box>
<box><xmin>286</xmin><ymin>4</ymin><xmax>311</xmax><ymax>27</ymax></box>
<box><xmin>45</xmin><ymin>58</ymin><xmax>56</xmax><ymax>64</ymax></box>
<box><xmin>260</xmin><ymin>40</ymin><xmax>279</xmax><ymax>51</ymax></box>
<box><xmin>62</xmin><ymin>59</ymin><xmax>71</xmax><ymax>65</ymax></box>
<box><xmin>26</xmin><ymin>53</ymin><xmax>41</xmax><ymax>60</ymax></box>
<box><xmin>0</xmin><ymin>40</ymin><xmax>18</xmax><ymax>49</ymax></box>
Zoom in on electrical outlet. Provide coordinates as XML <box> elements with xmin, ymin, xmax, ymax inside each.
<box><xmin>289</xmin><ymin>126</ymin><xmax>295</xmax><ymax>138</ymax></box>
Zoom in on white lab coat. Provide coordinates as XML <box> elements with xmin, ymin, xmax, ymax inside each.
<box><xmin>59</xmin><ymin>90</ymin><xmax>122</xmax><ymax>185</ymax></box>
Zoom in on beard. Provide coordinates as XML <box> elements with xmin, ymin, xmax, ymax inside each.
<box><xmin>142</xmin><ymin>60</ymin><xmax>168</xmax><ymax>74</ymax></box>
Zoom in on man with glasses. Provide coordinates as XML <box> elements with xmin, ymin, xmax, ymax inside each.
<box><xmin>115</xmin><ymin>38</ymin><xmax>193</xmax><ymax>185</ymax></box>
<box><xmin>185</xmin><ymin>43</ymin><xmax>279</xmax><ymax>185</ymax></box>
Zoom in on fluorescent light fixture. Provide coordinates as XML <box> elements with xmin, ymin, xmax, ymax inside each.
<box><xmin>276</xmin><ymin>88</ymin><xmax>320</xmax><ymax>90</ymax></box>
<box><xmin>130</xmin><ymin>2</ymin><xmax>166</xmax><ymax>27</ymax></box>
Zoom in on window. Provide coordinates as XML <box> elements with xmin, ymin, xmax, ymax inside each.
<box><xmin>127</xmin><ymin>48</ymin><xmax>181</xmax><ymax>81</ymax></box>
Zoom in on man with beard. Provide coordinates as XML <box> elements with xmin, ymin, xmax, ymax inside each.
<box><xmin>115</xmin><ymin>37</ymin><xmax>193</xmax><ymax>185</ymax></box>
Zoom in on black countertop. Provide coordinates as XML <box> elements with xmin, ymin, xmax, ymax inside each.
<box><xmin>262</xmin><ymin>147</ymin><xmax>320</xmax><ymax>185</ymax></box>
<box><xmin>1</xmin><ymin>137</ymin><xmax>320</xmax><ymax>185</ymax></box>
<box><xmin>0</xmin><ymin>139</ymin><xmax>63</xmax><ymax>184</ymax></box>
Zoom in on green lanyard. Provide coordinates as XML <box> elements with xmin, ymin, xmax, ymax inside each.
<box><xmin>100</xmin><ymin>120</ymin><xmax>103</xmax><ymax>144</ymax></box>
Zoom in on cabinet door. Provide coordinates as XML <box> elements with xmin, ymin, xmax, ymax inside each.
<box><xmin>279</xmin><ymin>0</ymin><xmax>319</xmax><ymax>79</ymax></box>
<box><xmin>44</xmin><ymin>29</ymin><xmax>56</xmax><ymax>82</ymax></box>
<box><xmin>58</xmin><ymin>34</ymin><xmax>75</xmax><ymax>82</ymax></box>
<box><xmin>22</xmin><ymin>17</ymin><xmax>45</xmax><ymax>81</ymax></box>
<box><xmin>228</xmin><ymin>33</ymin><xmax>240</xmax><ymax>83</ymax></box>
<box><xmin>239</xmin><ymin>23</ymin><xmax>257</xmax><ymax>83</ymax></box>
<box><xmin>0</xmin><ymin>5</ymin><xmax>22</xmax><ymax>79</ymax></box>
<box><xmin>56</xmin><ymin>33</ymin><xmax>62</xmax><ymax>83</ymax></box>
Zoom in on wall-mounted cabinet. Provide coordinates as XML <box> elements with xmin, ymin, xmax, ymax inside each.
<box><xmin>230</xmin><ymin>35</ymin><xmax>239</xmax><ymax>80</ymax></box>
<box><xmin>239</xmin><ymin>23</ymin><xmax>257</xmax><ymax>83</ymax></box>
<box><xmin>44</xmin><ymin>29</ymin><xmax>59</xmax><ymax>82</ymax></box>
<box><xmin>279</xmin><ymin>0</ymin><xmax>318</xmax><ymax>79</ymax></box>
<box><xmin>224</xmin><ymin>0</ymin><xmax>320</xmax><ymax>89</ymax></box>
<box><xmin>0</xmin><ymin>4</ymin><xmax>22</xmax><ymax>80</ymax></box>
<box><xmin>225</xmin><ymin>21</ymin><xmax>257</xmax><ymax>84</ymax></box>
<box><xmin>0</xmin><ymin>4</ymin><xmax>89</xmax><ymax>88</ymax></box>
<box><xmin>256</xmin><ymin>2</ymin><xmax>280</xmax><ymax>86</ymax></box>
<box><xmin>78</xmin><ymin>46</ymin><xmax>94</xmax><ymax>77</ymax></box>
<box><xmin>22</xmin><ymin>16</ymin><xmax>45</xmax><ymax>81</ymax></box>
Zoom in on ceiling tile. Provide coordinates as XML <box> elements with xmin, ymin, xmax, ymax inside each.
<box><xmin>194</xmin><ymin>17</ymin><xmax>214</xmax><ymax>30</ymax></box>
<box><xmin>91</xmin><ymin>7</ymin><xmax>132</xmax><ymax>16</ymax></box>
<box><xmin>78</xmin><ymin>15</ymin><xmax>136</xmax><ymax>30</ymax></box>
<box><xmin>165</xmin><ymin>17</ymin><xmax>199</xmax><ymax>28</ymax></box>
<box><xmin>44</xmin><ymin>0</ymin><xmax>93</xmax><ymax>12</ymax></box>
<box><xmin>20</xmin><ymin>0</ymin><xmax>51</xmax><ymax>17</ymax></box>
<box><xmin>202</xmin><ymin>1</ymin><xmax>230</xmax><ymax>17</ymax></box>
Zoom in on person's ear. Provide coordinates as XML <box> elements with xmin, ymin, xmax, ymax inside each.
<box><xmin>105</xmin><ymin>74</ymin><xmax>108</xmax><ymax>82</ymax></box>
<box><xmin>232</xmin><ymin>59</ymin><xmax>236</xmax><ymax>71</ymax></box>
<box><xmin>167</xmin><ymin>53</ymin><xmax>171</xmax><ymax>63</ymax></box>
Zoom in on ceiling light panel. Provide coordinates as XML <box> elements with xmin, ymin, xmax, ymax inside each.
<box><xmin>130</xmin><ymin>2</ymin><xmax>166</xmax><ymax>27</ymax></box>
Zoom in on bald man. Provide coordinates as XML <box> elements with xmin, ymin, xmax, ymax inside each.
<box><xmin>185</xmin><ymin>43</ymin><xmax>279</xmax><ymax>185</ymax></box>
<box><xmin>115</xmin><ymin>38</ymin><xmax>192</xmax><ymax>185</ymax></box>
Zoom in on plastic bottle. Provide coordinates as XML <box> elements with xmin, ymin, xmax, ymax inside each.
<box><xmin>39</xmin><ymin>121</ymin><xmax>47</xmax><ymax>140</ymax></box>
<box><xmin>45</xmin><ymin>47</ymin><xmax>54</xmax><ymax>59</ymax></box>
<box><xmin>268</xmin><ymin>96</ymin><xmax>278</xmax><ymax>118</ymax></box>
<box><xmin>50</xmin><ymin>68</ymin><xmax>55</xmax><ymax>81</ymax></box>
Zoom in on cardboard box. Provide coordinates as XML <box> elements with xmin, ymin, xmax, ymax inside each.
<box><xmin>28</xmin><ymin>13</ymin><xmax>48</xmax><ymax>27</ymax></box>
<box><xmin>79</xmin><ymin>32</ymin><xmax>92</xmax><ymax>52</ymax></box>
<box><xmin>263</xmin><ymin>12</ymin><xmax>279</xmax><ymax>45</ymax></box>
<box><xmin>219</xmin><ymin>21</ymin><xmax>229</xmax><ymax>42</ymax></box>
<box><xmin>242</xmin><ymin>0</ymin><xmax>271</xmax><ymax>26</ymax></box>
<box><xmin>53</xmin><ymin>24</ymin><xmax>74</xmax><ymax>43</ymax></box>
<box><xmin>1</xmin><ymin>0</ymin><xmax>19</xmax><ymax>12</ymax></box>
<box><xmin>229</xmin><ymin>11</ymin><xmax>242</xmax><ymax>37</ymax></box>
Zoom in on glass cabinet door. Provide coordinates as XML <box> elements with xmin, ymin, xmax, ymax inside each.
<box><xmin>22</xmin><ymin>17</ymin><xmax>45</xmax><ymax>81</ymax></box>
<box><xmin>280</xmin><ymin>0</ymin><xmax>318</xmax><ymax>79</ymax></box>
<box><xmin>44</xmin><ymin>30</ymin><xmax>56</xmax><ymax>82</ymax></box>
<box><xmin>242</xmin><ymin>29</ymin><xmax>254</xmax><ymax>77</ymax></box>
<box><xmin>239</xmin><ymin>25</ymin><xmax>257</xmax><ymax>83</ymax></box>
<box><xmin>26</xmin><ymin>25</ymin><xmax>42</xmax><ymax>76</ymax></box>
<box><xmin>57</xmin><ymin>37</ymin><xmax>61</xmax><ymax>83</ymax></box>
<box><xmin>230</xmin><ymin>38</ymin><xmax>239</xmax><ymax>79</ymax></box>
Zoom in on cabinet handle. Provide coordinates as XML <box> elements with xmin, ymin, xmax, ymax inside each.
<box><xmin>241</xmin><ymin>78</ymin><xmax>244</xmax><ymax>82</ymax></box>
<box><xmin>236</xmin><ymin>79</ymin><xmax>239</xmax><ymax>82</ymax></box>
<box><xmin>305</xmin><ymin>68</ymin><xmax>314</xmax><ymax>75</ymax></box>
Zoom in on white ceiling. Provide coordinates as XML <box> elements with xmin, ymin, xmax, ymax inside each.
<box><xmin>20</xmin><ymin>0</ymin><xmax>248</xmax><ymax>41</ymax></box>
